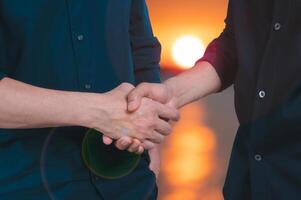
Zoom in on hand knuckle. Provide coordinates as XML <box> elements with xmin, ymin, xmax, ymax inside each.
<box><xmin>140</xmin><ymin>82</ymin><xmax>148</xmax><ymax>88</ymax></box>
<box><xmin>166</xmin><ymin>126</ymin><xmax>172</xmax><ymax>134</ymax></box>
<box><xmin>146</xmin><ymin>130</ymin><xmax>153</xmax><ymax>138</ymax></box>
<box><xmin>148</xmin><ymin>122</ymin><xmax>156</xmax><ymax>131</ymax></box>
<box><xmin>121</xmin><ymin>82</ymin><xmax>134</xmax><ymax>90</ymax></box>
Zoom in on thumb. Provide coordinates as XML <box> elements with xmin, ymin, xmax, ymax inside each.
<box><xmin>127</xmin><ymin>83</ymin><xmax>158</xmax><ymax>112</ymax></box>
<box><xmin>127</xmin><ymin>94</ymin><xmax>141</xmax><ymax>112</ymax></box>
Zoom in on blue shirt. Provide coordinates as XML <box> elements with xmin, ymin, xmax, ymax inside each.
<box><xmin>0</xmin><ymin>0</ymin><xmax>160</xmax><ymax>199</ymax></box>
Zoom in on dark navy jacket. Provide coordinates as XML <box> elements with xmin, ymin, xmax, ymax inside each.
<box><xmin>0</xmin><ymin>0</ymin><xmax>160</xmax><ymax>199</ymax></box>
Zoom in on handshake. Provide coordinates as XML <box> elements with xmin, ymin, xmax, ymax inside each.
<box><xmin>84</xmin><ymin>82</ymin><xmax>180</xmax><ymax>154</ymax></box>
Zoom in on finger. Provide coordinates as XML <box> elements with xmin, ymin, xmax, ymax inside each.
<box><xmin>142</xmin><ymin>140</ymin><xmax>156</xmax><ymax>150</ymax></box>
<box><xmin>127</xmin><ymin>83</ymin><xmax>169</xmax><ymax>112</ymax></box>
<box><xmin>156</xmin><ymin>103</ymin><xmax>180</xmax><ymax>121</ymax></box>
<box><xmin>115</xmin><ymin>136</ymin><xmax>133</xmax><ymax>150</ymax></box>
<box><xmin>136</xmin><ymin>146</ymin><xmax>144</xmax><ymax>154</ymax></box>
<box><xmin>148</xmin><ymin>147</ymin><xmax>160</xmax><ymax>178</ymax></box>
<box><xmin>102</xmin><ymin>135</ymin><xmax>113</xmax><ymax>145</ymax></box>
<box><xmin>128</xmin><ymin>139</ymin><xmax>141</xmax><ymax>153</ymax></box>
<box><xmin>154</xmin><ymin>119</ymin><xmax>172</xmax><ymax>136</ymax></box>
<box><xmin>146</xmin><ymin>131</ymin><xmax>165</xmax><ymax>144</ymax></box>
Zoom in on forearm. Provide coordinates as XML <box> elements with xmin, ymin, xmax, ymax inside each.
<box><xmin>0</xmin><ymin>78</ymin><xmax>96</xmax><ymax>129</ymax></box>
<box><xmin>164</xmin><ymin>61</ymin><xmax>222</xmax><ymax>108</ymax></box>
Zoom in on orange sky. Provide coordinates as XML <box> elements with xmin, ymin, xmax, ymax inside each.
<box><xmin>144</xmin><ymin>2</ymin><xmax>230</xmax><ymax>200</ymax></box>
<box><xmin>146</xmin><ymin>0</ymin><xmax>228</xmax><ymax>68</ymax></box>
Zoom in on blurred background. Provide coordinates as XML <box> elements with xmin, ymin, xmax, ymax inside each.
<box><xmin>145</xmin><ymin>1</ymin><xmax>239</xmax><ymax>199</ymax></box>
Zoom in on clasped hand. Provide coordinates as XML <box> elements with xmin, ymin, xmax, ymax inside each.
<box><xmin>97</xmin><ymin>82</ymin><xmax>179</xmax><ymax>154</ymax></box>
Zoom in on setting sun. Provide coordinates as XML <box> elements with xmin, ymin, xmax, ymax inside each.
<box><xmin>172</xmin><ymin>35</ymin><xmax>205</xmax><ymax>69</ymax></box>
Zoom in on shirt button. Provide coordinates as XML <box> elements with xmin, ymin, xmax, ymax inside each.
<box><xmin>84</xmin><ymin>84</ymin><xmax>91</xmax><ymax>89</ymax></box>
<box><xmin>254</xmin><ymin>154</ymin><xmax>262</xmax><ymax>161</ymax></box>
<box><xmin>259</xmin><ymin>90</ymin><xmax>266</xmax><ymax>98</ymax></box>
<box><xmin>274</xmin><ymin>22</ymin><xmax>281</xmax><ymax>31</ymax></box>
<box><xmin>77</xmin><ymin>34</ymin><xmax>84</xmax><ymax>41</ymax></box>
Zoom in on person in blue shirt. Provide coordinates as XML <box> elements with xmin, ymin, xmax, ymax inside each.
<box><xmin>0</xmin><ymin>0</ymin><xmax>179</xmax><ymax>199</ymax></box>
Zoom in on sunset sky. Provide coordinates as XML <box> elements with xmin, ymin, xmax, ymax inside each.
<box><xmin>146</xmin><ymin>0</ymin><xmax>228</xmax><ymax>69</ymax></box>
<box><xmin>145</xmin><ymin>1</ymin><xmax>234</xmax><ymax>200</ymax></box>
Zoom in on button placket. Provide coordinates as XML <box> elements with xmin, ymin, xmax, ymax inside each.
<box><xmin>65</xmin><ymin>0</ymin><xmax>94</xmax><ymax>92</ymax></box>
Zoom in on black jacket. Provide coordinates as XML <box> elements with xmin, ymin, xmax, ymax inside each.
<box><xmin>199</xmin><ymin>0</ymin><xmax>301</xmax><ymax>199</ymax></box>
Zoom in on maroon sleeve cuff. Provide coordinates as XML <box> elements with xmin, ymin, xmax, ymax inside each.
<box><xmin>196</xmin><ymin>34</ymin><xmax>238</xmax><ymax>92</ymax></box>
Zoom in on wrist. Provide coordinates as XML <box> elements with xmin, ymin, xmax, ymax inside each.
<box><xmin>163</xmin><ymin>78</ymin><xmax>182</xmax><ymax>108</ymax></box>
<box><xmin>70</xmin><ymin>92</ymin><xmax>109</xmax><ymax>129</ymax></box>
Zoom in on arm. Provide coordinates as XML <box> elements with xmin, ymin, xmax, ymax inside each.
<box><xmin>164</xmin><ymin>61</ymin><xmax>222</xmax><ymax>108</ymax></box>
<box><xmin>127</xmin><ymin>0</ymin><xmax>238</xmax><ymax>110</ymax></box>
<box><xmin>0</xmin><ymin>77</ymin><xmax>86</xmax><ymax>128</ymax></box>
<box><xmin>0</xmin><ymin>78</ymin><xmax>178</xmax><ymax>143</ymax></box>
<box><xmin>126</xmin><ymin>61</ymin><xmax>221</xmax><ymax>112</ymax></box>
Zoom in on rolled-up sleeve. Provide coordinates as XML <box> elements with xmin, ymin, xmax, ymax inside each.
<box><xmin>197</xmin><ymin>0</ymin><xmax>238</xmax><ymax>91</ymax></box>
<box><xmin>130</xmin><ymin>0</ymin><xmax>161</xmax><ymax>85</ymax></box>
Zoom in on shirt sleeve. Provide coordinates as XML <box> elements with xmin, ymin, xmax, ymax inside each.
<box><xmin>196</xmin><ymin>0</ymin><xmax>238</xmax><ymax>91</ymax></box>
<box><xmin>130</xmin><ymin>0</ymin><xmax>161</xmax><ymax>85</ymax></box>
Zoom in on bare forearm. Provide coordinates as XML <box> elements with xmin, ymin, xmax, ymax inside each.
<box><xmin>0</xmin><ymin>78</ymin><xmax>93</xmax><ymax>129</ymax></box>
<box><xmin>164</xmin><ymin>61</ymin><xmax>222</xmax><ymax>108</ymax></box>
<box><xmin>0</xmin><ymin>78</ymin><xmax>174</xmax><ymax>146</ymax></box>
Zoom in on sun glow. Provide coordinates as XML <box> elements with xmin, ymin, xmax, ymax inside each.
<box><xmin>172</xmin><ymin>35</ymin><xmax>205</xmax><ymax>69</ymax></box>
<box><xmin>162</xmin><ymin>103</ymin><xmax>220</xmax><ymax>200</ymax></box>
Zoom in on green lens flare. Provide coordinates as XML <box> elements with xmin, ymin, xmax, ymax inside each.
<box><xmin>81</xmin><ymin>129</ymin><xmax>141</xmax><ymax>179</ymax></box>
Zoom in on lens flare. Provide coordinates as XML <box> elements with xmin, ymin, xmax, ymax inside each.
<box><xmin>81</xmin><ymin>129</ymin><xmax>141</xmax><ymax>179</ymax></box>
<box><xmin>40</xmin><ymin>128</ymin><xmax>59</xmax><ymax>200</ymax></box>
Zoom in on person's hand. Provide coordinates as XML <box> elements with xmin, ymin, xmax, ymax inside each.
<box><xmin>107</xmin><ymin>83</ymin><xmax>178</xmax><ymax>153</ymax></box>
<box><xmin>85</xmin><ymin>83</ymin><xmax>179</xmax><ymax>145</ymax></box>
<box><xmin>127</xmin><ymin>82</ymin><xmax>177</xmax><ymax>111</ymax></box>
